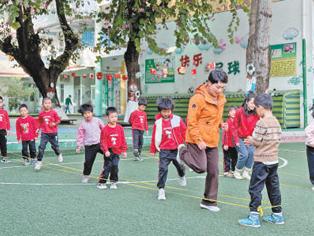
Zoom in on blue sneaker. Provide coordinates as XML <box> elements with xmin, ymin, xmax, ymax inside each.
<box><xmin>263</xmin><ymin>213</ymin><xmax>285</xmax><ymax>224</ymax></box>
<box><xmin>239</xmin><ymin>212</ymin><xmax>261</xmax><ymax>228</ymax></box>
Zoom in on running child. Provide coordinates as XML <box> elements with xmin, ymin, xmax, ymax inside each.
<box><xmin>129</xmin><ymin>97</ymin><xmax>148</xmax><ymax>161</ymax></box>
<box><xmin>233</xmin><ymin>92</ymin><xmax>259</xmax><ymax>180</ymax></box>
<box><xmin>0</xmin><ymin>96</ymin><xmax>10</xmax><ymax>163</ymax></box>
<box><xmin>15</xmin><ymin>104</ymin><xmax>38</xmax><ymax>166</ymax></box>
<box><xmin>239</xmin><ymin>93</ymin><xmax>284</xmax><ymax>227</ymax></box>
<box><xmin>150</xmin><ymin>98</ymin><xmax>187</xmax><ymax>200</ymax></box>
<box><xmin>305</xmin><ymin>104</ymin><xmax>314</xmax><ymax>191</ymax></box>
<box><xmin>34</xmin><ymin>97</ymin><xmax>63</xmax><ymax>171</ymax></box>
<box><xmin>222</xmin><ymin>106</ymin><xmax>239</xmax><ymax>177</ymax></box>
<box><xmin>97</xmin><ymin>107</ymin><xmax>127</xmax><ymax>190</ymax></box>
<box><xmin>76</xmin><ymin>104</ymin><xmax>104</xmax><ymax>183</ymax></box>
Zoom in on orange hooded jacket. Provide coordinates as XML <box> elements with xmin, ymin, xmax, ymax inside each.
<box><xmin>185</xmin><ymin>83</ymin><xmax>226</xmax><ymax>148</ymax></box>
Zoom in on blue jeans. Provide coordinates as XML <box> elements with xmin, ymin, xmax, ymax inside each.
<box><xmin>98</xmin><ymin>151</ymin><xmax>120</xmax><ymax>184</ymax></box>
<box><xmin>37</xmin><ymin>133</ymin><xmax>61</xmax><ymax>161</ymax></box>
<box><xmin>235</xmin><ymin>139</ymin><xmax>254</xmax><ymax>170</ymax></box>
<box><xmin>306</xmin><ymin>146</ymin><xmax>314</xmax><ymax>185</ymax></box>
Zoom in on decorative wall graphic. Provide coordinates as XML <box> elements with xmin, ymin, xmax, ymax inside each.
<box><xmin>213</xmin><ymin>39</ymin><xmax>227</xmax><ymax>54</ymax></box>
<box><xmin>147</xmin><ymin>48</ymin><xmax>153</xmax><ymax>55</ymax></box>
<box><xmin>175</xmin><ymin>47</ymin><xmax>184</xmax><ymax>55</ymax></box>
<box><xmin>270</xmin><ymin>42</ymin><xmax>297</xmax><ymax>77</ymax></box>
<box><xmin>198</xmin><ymin>41</ymin><xmax>212</xmax><ymax>51</ymax></box>
<box><xmin>282</xmin><ymin>27</ymin><xmax>299</xmax><ymax>40</ymax></box>
<box><xmin>288</xmin><ymin>76</ymin><xmax>302</xmax><ymax>85</ymax></box>
<box><xmin>145</xmin><ymin>57</ymin><xmax>175</xmax><ymax>83</ymax></box>
<box><xmin>235</xmin><ymin>34</ymin><xmax>248</xmax><ymax>49</ymax></box>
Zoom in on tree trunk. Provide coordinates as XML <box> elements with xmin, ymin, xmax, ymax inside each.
<box><xmin>246</xmin><ymin>0</ymin><xmax>272</xmax><ymax>94</ymax></box>
<box><xmin>124</xmin><ymin>40</ymin><xmax>141</xmax><ymax>101</ymax></box>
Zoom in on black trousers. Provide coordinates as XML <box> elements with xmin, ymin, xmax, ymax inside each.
<box><xmin>223</xmin><ymin>147</ymin><xmax>238</xmax><ymax>172</ymax></box>
<box><xmin>249</xmin><ymin>162</ymin><xmax>282</xmax><ymax>213</ymax></box>
<box><xmin>22</xmin><ymin>140</ymin><xmax>36</xmax><ymax>159</ymax></box>
<box><xmin>37</xmin><ymin>133</ymin><xmax>61</xmax><ymax>161</ymax></box>
<box><xmin>83</xmin><ymin>144</ymin><xmax>103</xmax><ymax>176</ymax></box>
<box><xmin>0</xmin><ymin>129</ymin><xmax>7</xmax><ymax>157</ymax></box>
<box><xmin>306</xmin><ymin>146</ymin><xmax>314</xmax><ymax>185</ymax></box>
<box><xmin>98</xmin><ymin>152</ymin><xmax>120</xmax><ymax>184</ymax></box>
<box><xmin>132</xmin><ymin>129</ymin><xmax>144</xmax><ymax>152</ymax></box>
<box><xmin>157</xmin><ymin>150</ymin><xmax>185</xmax><ymax>189</ymax></box>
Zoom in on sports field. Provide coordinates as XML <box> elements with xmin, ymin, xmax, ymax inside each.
<box><xmin>0</xmin><ymin>137</ymin><xmax>313</xmax><ymax>236</ymax></box>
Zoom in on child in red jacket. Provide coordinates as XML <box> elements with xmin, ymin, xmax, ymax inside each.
<box><xmin>98</xmin><ymin>107</ymin><xmax>127</xmax><ymax>190</ymax></box>
<box><xmin>16</xmin><ymin>104</ymin><xmax>38</xmax><ymax>166</ymax></box>
<box><xmin>150</xmin><ymin>98</ymin><xmax>187</xmax><ymax>200</ymax></box>
<box><xmin>0</xmin><ymin>96</ymin><xmax>10</xmax><ymax>163</ymax></box>
<box><xmin>129</xmin><ymin>97</ymin><xmax>148</xmax><ymax>161</ymax></box>
<box><xmin>222</xmin><ymin>106</ymin><xmax>239</xmax><ymax>177</ymax></box>
<box><xmin>34</xmin><ymin>98</ymin><xmax>62</xmax><ymax>171</ymax></box>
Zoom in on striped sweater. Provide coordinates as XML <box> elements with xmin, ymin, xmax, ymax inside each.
<box><xmin>249</xmin><ymin>115</ymin><xmax>282</xmax><ymax>164</ymax></box>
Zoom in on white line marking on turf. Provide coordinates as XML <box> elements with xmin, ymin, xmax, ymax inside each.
<box><xmin>278</xmin><ymin>157</ymin><xmax>288</xmax><ymax>169</ymax></box>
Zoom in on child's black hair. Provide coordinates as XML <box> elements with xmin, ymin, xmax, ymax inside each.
<box><xmin>19</xmin><ymin>104</ymin><xmax>28</xmax><ymax>110</ymax></box>
<box><xmin>106</xmin><ymin>106</ymin><xmax>118</xmax><ymax>116</ymax></box>
<box><xmin>0</xmin><ymin>96</ymin><xmax>3</xmax><ymax>101</ymax></box>
<box><xmin>138</xmin><ymin>97</ymin><xmax>148</xmax><ymax>106</ymax></box>
<box><xmin>157</xmin><ymin>97</ymin><xmax>174</xmax><ymax>112</ymax></box>
<box><xmin>78</xmin><ymin>104</ymin><xmax>93</xmax><ymax>115</ymax></box>
<box><xmin>207</xmin><ymin>69</ymin><xmax>228</xmax><ymax>84</ymax></box>
<box><xmin>242</xmin><ymin>91</ymin><xmax>256</xmax><ymax>115</ymax></box>
<box><xmin>254</xmin><ymin>93</ymin><xmax>273</xmax><ymax>110</ymax></box>
<box><xmin>228</xmin><ymin>106</ymin><xmax>237</xmax><ymax>112</ymax></box>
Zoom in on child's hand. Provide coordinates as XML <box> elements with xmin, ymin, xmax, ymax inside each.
<box><xmin>76</xmin><ymin>147</ymin><xmax>81</xmax><ymax>153</ymax></box>
<box><xmin>49</xmin><ymin>122</ymin><xmax>56</xmax><ymax>127</ymax></box>
<box><xmin>146</xmin><ymin>130</ymin><xmax>149</xmax><ymax>135</ymax></box>
<box><xmin>17</xmin><ymin>140</ymin><xmax>21</xmax><ymax>144</ymax></box>
<box><xmin>223</xmin><ymin>145</ymin><xmax>229</xmax><ymax>151</ymax></box>
<box><xmin>122</xmin><ymin>152</ymin><xmax>127</xmax><ymax>159</ymax></box>
<box><xmin>236</xmin><ymin>143</ymin><xmax>240</xmax><ymax>147</ymax></box>
<box><xmin>244</xmin><ymin>137</ymin><xmax>252</xmax><ymax>145</ymax></box>
<box><xmin>105</xmin><ymin>151</ymin><xmax>111</xmax><ymax>157</ymax></box>
<box><xmin>197</xmin><ymin>141</ymin><xmax>207</xmax><ymax>150</ymax></box>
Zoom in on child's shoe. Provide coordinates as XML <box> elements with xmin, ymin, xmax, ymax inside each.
<box><xmin>200</xmin><ymin>203</ymin><xmax>220</xmax><ymax>212</ymax></box>
<box><xmin>224</xmin><ymin>171</ymin><xmax>234</xmax><ymax>178</ymax></box>
<box><xmin>242</xmin><ymin>168</ymin><xmax>251</xmax><ymax>180</ymax></box>
<box><xmin>57</xmin><ymin>154</ymin><xmax>63</xmax><ymax>163</ymax></box>
<box><xmin>110</xmin><ymin>182</ymin><xmax>118</xmax><ymax>189</ymax></box>
<box><xmin>263</xmin><ymin>213</ymin><xmax>285</xmax><ymax>224</ymax></box>
<box><xmin>158</xmin><ymin>188</ymin><xmax>166</xmax><ymax>200</ymax></box>
<box><xmin>23</xmin><ymin>159</ymin><xmax>30</xmax><ymax>166</ymax></box>
<box><xmin>30</xmin><ymin>158</ymin><xmax>36</xmax><ymax>166</ymax></box>
<box><xmin>178</xmin><ymin>176</ymin><xmax>187</xmax><ymax>186</ymax></box>
<box><xmin>239</xmin><ymin>212</ymin><xmax>261</xmax><ymax>228</ymax></box>
<box><xmin>312</xmin><ymin>186</ymin><xmax>314</xmax><ymax>191</ymax></box>
<box><xmin>96</xmin><ymin>183</ymin><xmax>107</xmax><ymax>189</ymax></box>
<box><xmin>1</xmin><ymin>158</ymin><xmax>11</xmax><ymax>163</ymax></box>
<box><xmin>234</xmin><ymin>168</ymin><xmax>244</xmax><ymax>180</ymax></box>
<box><xmin>34</xmin><ymin>161</ymin><xmax>43</xmax><ymax>171</ymax></box>
<box><xmin>81</xmin><ymin>175</ymin><xmax>90</xmax><ymax>183</ymax></box>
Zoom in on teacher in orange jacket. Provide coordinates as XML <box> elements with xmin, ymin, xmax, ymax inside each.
<box><xmin>178</xmin><ymin>69</ymin><xmax>228</xmax><ymax>212</ymax></box>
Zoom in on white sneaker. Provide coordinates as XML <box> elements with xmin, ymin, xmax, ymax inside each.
<box><xmin>57</xmin><ymin>154</ymin><xmax>63</xmax><ymax>163</ymax></box>
<box><xmin>30</xmin><ymin>158</ymin><xmax>36</xmax><ymax>166</ymax></box>
<box><xmin>34</xmin><ymin>161</ymin><xmax>42</xmax><ymax>171</ymax></box>
<box><xmin>96</xmin><ymin>183</ymin><xmax>107</xmax><ymax>189</ymax></box>
<box><xmin>200</xmin><ymin>203</ymin><xmax>220</xmax><ymax>212</ymax></box>
<box><xmin>242</xmin><ymin>168</ymin><xmax>251</xmax><ymax>180</ymax></box>
<box><xmin>110</xmin><ymin>183</ymin><xmax>118</xmax><ymax>189</ymax></box>
<box><xmin>176</xmin><ymin>144</ymin><xmax>185</xmax><ymax>165</ymax></box>
<box><xmin>23</xmin><ymin>159</ymin><xmax>30</xmax><ymax>166</ymax></box>
<box><xmin>311</xmin><ymin>186</ymin><xmax>314</xmax><ymax>191</ymax></box>
<box><xmin>81</xmin><ymin>175</ymin><xmax>89</xmax><ymax>183</ymax></box>
<box><xmin>234</xmin><ymin>169</ymin><xmax>244</xmax><ymax>180</ymax></box>
<box><xmin>178</xmin><ymin>176</ymin><xmax>187</xmax><ymax>187</ymax></box>
<box><xmin>1</xmin><ymin>158</ymin><xmax>11</xmax><ymax>163</ymax></box>
<box><xmin>158</xmin><ymin>188</ymin><xmax>166</xmax><ymax>200</ymax></box>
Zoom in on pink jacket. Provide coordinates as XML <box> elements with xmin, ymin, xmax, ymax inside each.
<box><xmin>305</xmin><ymin>120</ymin><xmax>314</xmax><ymax>147</ymax></box>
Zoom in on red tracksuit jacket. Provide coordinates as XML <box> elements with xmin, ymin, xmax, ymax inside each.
<box><xmin>234</xmin><ymin>107</ymin><xmax>259</xmax><ymax>138</ymax></box>
<box><xmin>100</xmin><ymin>124</ymin><xmax>127</xmax><ymax>155</ymax></box>
<box><xmin>222</xmin><ymin>117</ymin><xmax>239</xmax><ymax>147</ymax></box>
<box><xmin>16</xmin><ymin>115</ymin><xmax>38</xmax><ymax>141</ymax></box>
<box><xmin>0</xmin><ymin>109</ymin><xmax>10</xmax><ymax>130</ymax></box>
<box><xmin>38</xmin><ymin>109</ymin><xmax>61</xmax><ymax>134</ymax></box>
<box><xmin>150</xmin><ymin>114</ymin><xmax>186</xmax><ymax>154</ymax></box>
<box><xmin>129</xmin><ymin>109</ymin><xmax>148</xmax><ymax>131</ymax></box>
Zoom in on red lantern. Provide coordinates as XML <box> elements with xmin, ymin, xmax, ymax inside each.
<box><xmin>96</xmin><ymin>72</ymin><xmax>103</xmax><ymax>80</ymax></box>
<box><xmin>191</xmin><ymin>68</ymin><xmax>197</xmax><ymax>75</ymax></box>
<box><xmin>106</xmin><ymin>74</ymin><xmax>113</xmax><ymax>81</ymax></box>
<box><xmin>82</xmin><ymin>73</ymin><xmax>87</xmax><ymax>79</ymax></box>
<box><xmin>150</xmin><ymin>68</ymin><xmax>157</xmax><ymax>75</ymax></box>
<box><xmin>122</xmin><ymin>75</ymin><xmax>128</xmax><ymax>81</ymax></box>
<box><xmin>89</xmin><ymin>73</ymin><xmax>94</xmax><ymax>80</ymax></box>
<box><xmin>114</xmin><ymin>73</ymin><xmax>121</xmax><ymax>79</ymax></box>
<box><xmin>177</xmin><ymin>66</ymin><xmax>186</xmax><ymax>75</ymax></box>
<box><xmin>71</xmin><ymin>72</ymin><xmax>77</xmax><ymax>78</ymax></box>
<box><xmin>206</xmin><ymin>62</ymin><xmax>216</xmax><ymax>72</ymax></box>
